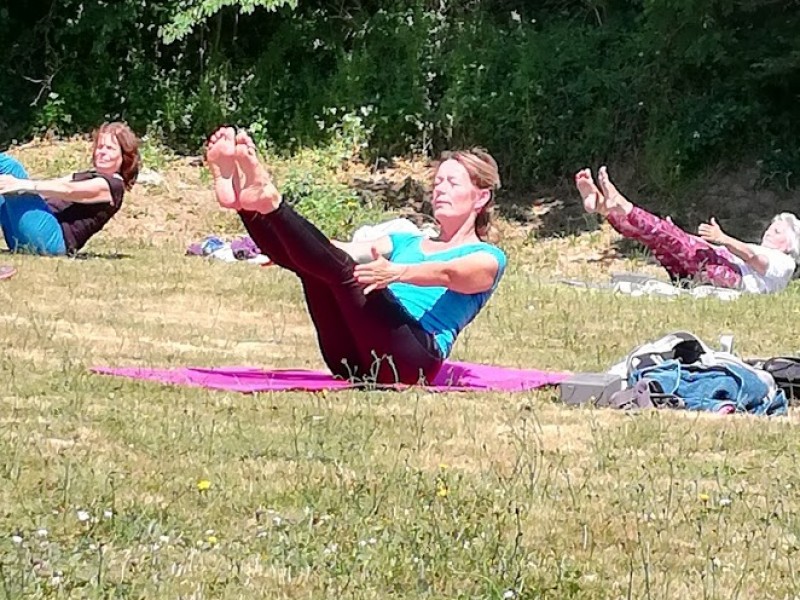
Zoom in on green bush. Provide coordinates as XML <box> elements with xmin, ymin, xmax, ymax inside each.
<box><xmin>3</xmin><ymin>1</ymin><xmax>800</xmax><ymax>202</ymax></box>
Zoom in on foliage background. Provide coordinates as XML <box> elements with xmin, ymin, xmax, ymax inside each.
<box><xmin>2</xmin><ymin>0</ymin><xmax>799</xmax><ymax>196</ymax></box>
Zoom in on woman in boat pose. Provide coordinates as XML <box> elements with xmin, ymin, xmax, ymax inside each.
<box><xmin>0</xmin><ymin>122</ymin><xmax>140</xmax><ymax>256</ymax></box>
<box><xmin>205</xmin><ymin>127</ymin><xmax>506</xmax><ymax>385</ymax></box>
<box><xmin>575</xmin><ymin>166</ymin><xmax>799</xmax><ymax>294</ymax></box>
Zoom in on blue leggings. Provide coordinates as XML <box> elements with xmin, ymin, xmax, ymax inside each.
<box><xmin>0</xmin><ymin>153</ymin><xmax>67</xmax><ymax>255</ymax></box>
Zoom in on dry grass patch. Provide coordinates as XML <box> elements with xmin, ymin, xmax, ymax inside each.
<box><xmin>1</xmin><ymin>141</ymin><xmax>800</xmax><ymax>598</ymax></box>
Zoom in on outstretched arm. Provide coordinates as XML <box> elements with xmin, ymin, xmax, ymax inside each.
<box><xmin>354</xmin><ymin>249</ymin><xmax>500</xmax><ymax>295</ymax></box>
<box><xmin>699</xmin><ymin>217</ymin><xmax>769</xmax><ymax>275</ymax></box>
<box><xmin>0</xmin><ymin>174</ymin><xmax>116</xmax><ymax>204</ymax></box>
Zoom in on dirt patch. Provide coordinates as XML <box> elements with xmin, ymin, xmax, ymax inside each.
<box><xmin>8</xmin><ymin>138</ymin><xmax>799</xmax><ymax>258</ymax></box>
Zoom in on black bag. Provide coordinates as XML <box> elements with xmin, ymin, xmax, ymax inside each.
<box><xmin>760</xmin><ymin>357</ymin><xmax>800</xmax><ymax>402</ymax></box>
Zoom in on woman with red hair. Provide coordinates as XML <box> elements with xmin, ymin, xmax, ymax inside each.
<box><xmin>0</xmin><ymin>121</ymin><xmax>140</xmax><ymax>255</ymax></box>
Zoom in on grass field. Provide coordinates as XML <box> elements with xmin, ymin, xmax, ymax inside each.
<box><xmin>2</xmin><ymin>139</ymin><xmax>800</xmax><ymax>599</ymax></box>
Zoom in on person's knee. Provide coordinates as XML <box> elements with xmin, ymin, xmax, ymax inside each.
<box><xmin>0</xmin><ymin>154</ymin><xmax>29</xmax><ymax>179</ymax></box>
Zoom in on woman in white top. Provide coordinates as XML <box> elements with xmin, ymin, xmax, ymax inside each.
<box><xmin>575</xmin><ymin>166</ymin><xmax>799</xmax><ymax>293</ymax></box>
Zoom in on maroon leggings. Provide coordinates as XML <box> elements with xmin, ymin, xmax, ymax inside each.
<box><xmin>239</xmin><ymin>204</ymin><xmax>442</xmax><ymax>385</ymax></box>
<box><xmin>607</xmin><ymin>206</ymin><xmax>743</xmax><ymax>289</ymax></box>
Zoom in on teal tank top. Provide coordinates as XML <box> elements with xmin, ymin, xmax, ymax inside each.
<box><xmin>387</xmin><ymin>233</ymin><xmax>506</xmax><ymax>357</ymax></box>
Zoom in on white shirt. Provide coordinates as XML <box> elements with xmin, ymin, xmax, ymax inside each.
<box><xmin>727</xmin><ymin>244</ymin><xmax>796</xmax><ymax>294</ymax></box>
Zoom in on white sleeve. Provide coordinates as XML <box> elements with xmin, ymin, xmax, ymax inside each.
<box><xmin>763</xmin><ymin>247</ymin><xmax>796</xmax><ymax>279</ymax></box>
<box><xmin>749</xmin><ymin>244</ymin><xmax>796</xmax><ymax>279</ymax></box>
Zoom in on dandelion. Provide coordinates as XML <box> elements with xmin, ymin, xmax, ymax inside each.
<box><xmin>197</xmin><ymin>479</ymin><xmax>211</xmax><ymax>492</ymax></box>
<box><xmin>76</xmin><ymin>510</ymin><xmax>91</xmax><ymax>522</ymax></box>
<box><xmin>438</xmin><ymin>463</ymin><xmax>449</xmax><ymax>470</ymax></box>
<box><xmin>698</xmin><ymin>492</ymin><xmax>710</xmax><ymax>503</ymax></box>
<box><xmin>207</xmin><ymin>535</ymin><xmax>218</xmax><ymax>545</ymax></box>
<box><xmin>436</xmin><ymin>484</ymin><xmax>449</xmax><ymax>498</ymax></box>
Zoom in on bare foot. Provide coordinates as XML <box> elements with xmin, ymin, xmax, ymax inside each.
<box><xmin>574</xmin><ymin>168</ymin><xmax>602</xmax><ymax>213</ymax></box>
<box><xmin>597</xmin><ymin>166</ymin><xmax>633</xmax><ymax>216</ymax></box>
<box><xmin>206</xmin><ymin>127</ymin><xmax>239</xmax><ymax>210</ymax></box>
<box><xmin>234</xmin><ymin>131</ymin><xmax>281</xmax><ymax>214</ymax></box>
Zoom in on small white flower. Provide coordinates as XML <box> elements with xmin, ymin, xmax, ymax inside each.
<box><xmin>103</xmin><ymin>509</ymin><xmax>113</xmax><ymax>519</ymax></box>
<box><xmin>323</xmin><ymin>543</ymin><xmax>339</xmax><ymax>555</ymax></box>
<box><xmin>692</xmin><ymin>131</ymin><xmax>701</xmax><ymax>139</ymax></box>
<box><xmin>36</xmin><ymin>528</ymin><xmax>48</xmax><ymax>537</ymax></box>
<box><xmin>368</xmin><ymin>537</ymin><xmax>377</xmax><ymax>545</ymax></box>
<box><xmin>89</xmin><ymin>543</ymin><xmax>98</xmax><ymax>551</ymax></box>
<box><xmin>11</xmin><ymin>535</ymin><xmax>22</xmax><ymax>544</ymax></box>
<box><xmin>76</xmin><ymin>510</ymin><xmax>91</xmax><ymax>522</ymax></box>
<box><xmin>159</xmin><ymin>535</ymin><xmax>170</xmax><ymax>544</ymax></box>
<box><xmin>204</xmin><ymin>529</ymin><xmax>215</xmax><ymax>535</ymax></box>
<box><xmin>503</xmin><ymin>590</ymin><xmax>517</xmax><ymax>600</ymax></box>
<box><xmin>511</xmin><ymin>11</ymin><xmax>521</xmax><ymax>23</ymax></box>
<box><xmin>272</xmin><ymin>516</ymin><xmax>283</xmax><ymax>527</ymax></box>
<box><xmin>719</xmin><ymin>497</ymin><xmax>732</xmax><ymax>507</ymax></box>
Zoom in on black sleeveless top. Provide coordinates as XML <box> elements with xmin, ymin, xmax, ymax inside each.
<box><xmin>46</xmin><ymin>171</ymin><xmax>125</xmax><ymax>253</ymax></box>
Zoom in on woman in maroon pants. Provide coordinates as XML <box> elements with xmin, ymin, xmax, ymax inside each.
<box><xmin>205</xmin><ymin>127</ymin><xmax>507</xmax><ymax>385</ymax></box>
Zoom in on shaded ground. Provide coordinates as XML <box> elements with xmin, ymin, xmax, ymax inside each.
<box><xmin>7</xmin><ymin>137</ymin><xmax>798</xmax><ymax>283</ymax></box>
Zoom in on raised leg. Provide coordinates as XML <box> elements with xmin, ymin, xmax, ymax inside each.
<box><xmin>0</xmin><ymin>153</ymin><xmax>66</xmax><ymax>255</ymax></box>
<box><xmin>597</xmin><ymin>167</ymin><xmax>742</xmax><ymax>288</ymax></box>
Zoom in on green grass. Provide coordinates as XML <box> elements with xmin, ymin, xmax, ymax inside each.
<box><xmin>3</xmin><ymin>139</ymin><xmax>800</xmax><ymax>598</ymax></box>
<box><xmin>2</xmin><ymin>241</ymin><xmax>800</xmax><ymax>599</ymax></box>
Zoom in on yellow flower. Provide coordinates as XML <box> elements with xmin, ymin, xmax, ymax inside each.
<box><xmin>436</xmin><ymin>484</ymin><xmax>449</xmax><ymax>498</ymax></box>
<box><xmin>698</xmin><ymin>492</ymin><xmax>710</xmax><ymax>503</ymax></box>
<box><xmin>438</xmin><ymin>463</ymin><xmax>449</xmax><ymax>470</ymax></box>
<box><xmin>197</xmin><ymin>479</ymin><xmax>212</xmax><ymax>492</ymax></box>
<box><xmin>207</xmin><ymin>535</ymin><xmax>218</xmax><ymax>545</ymax></box>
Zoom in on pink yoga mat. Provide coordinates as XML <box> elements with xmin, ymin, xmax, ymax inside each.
<box><xmin>91</xmin><ymin>361</ymin><xmax>568</xmax><ymax>393</ymax></box>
